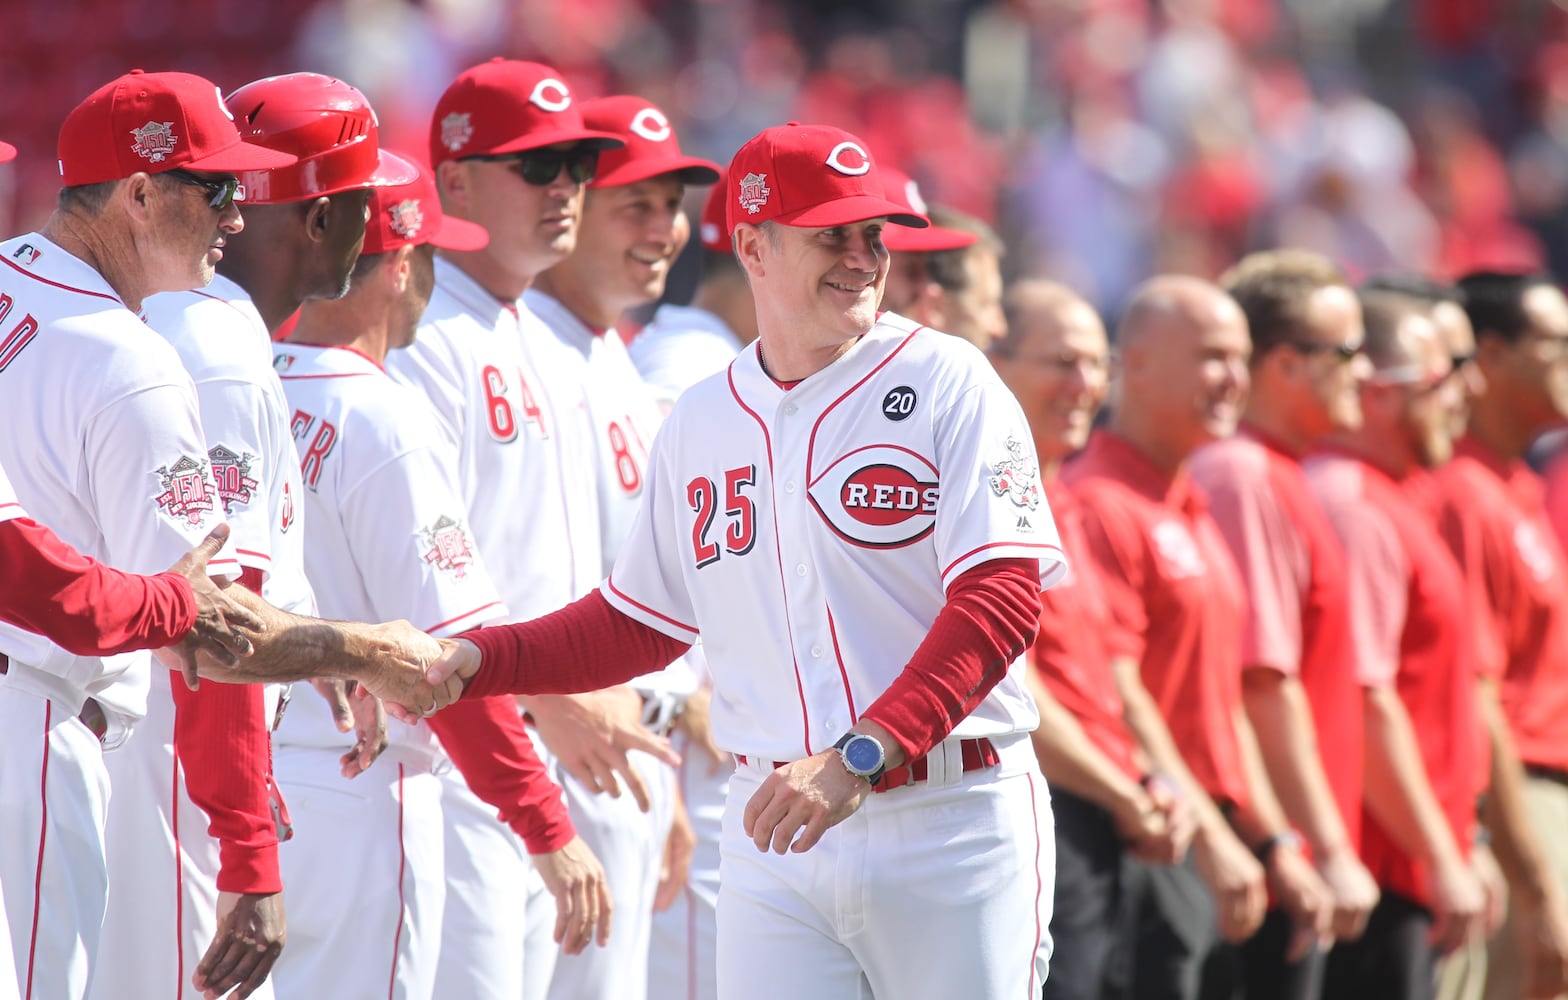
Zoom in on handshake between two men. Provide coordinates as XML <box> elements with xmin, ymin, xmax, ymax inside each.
<box><xmin>154</xmin><ymin>526</ymin><xmax>482</xmax><ymax>715</ymax></box>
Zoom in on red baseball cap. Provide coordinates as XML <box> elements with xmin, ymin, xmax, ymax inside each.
<box><xmin>428</xmin><ymin>59</ymin><xmax>623</xmax><ymax>168</ymax></box>
<box><xmin>724</xmin><ymin>122</ymin><xmax>927</xmax><ymax>235</ymax></box>
<box><xmin>225</xmin><ymin>73</ymin><xmax>418</xmax><ymax>205</ymax></box>
<box><xmin>697</xmin><ymin>165</ymin><xmax>729</xmax><ymax>251</ymax></box>
<box><xmin>878</xmin><ymin>166</ymin><xmax>978</xmax><ymax>253</ymax></box>
<box><xmin>57</xmin><ymin>70</ymin><xmax>296</xmax><ymax>187</ymax></box>
<box><xmin>582</xmin><ymin>96</ymin><xmax>720</xmax><ymax>189</ymax></box>
<box><xmin>362</xmin><ymin>154</ymin><xmax>488</xmax><ymax>255</ymax></box>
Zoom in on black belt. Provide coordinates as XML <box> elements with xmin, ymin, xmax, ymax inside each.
<box><xmin>1525</xmin><ymin>763</ymin><xmax>1568</xmax><ymax>787</ymax></box>
<box><xmin>0</xmin><ymin>653</ymin><xmax>109</xmax><ymax>743</ymax></box>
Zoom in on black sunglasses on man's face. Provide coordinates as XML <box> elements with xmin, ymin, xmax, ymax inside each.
<box><xmin>464</xmin><ymin>148</ymin><xmax>599</xmax><ymax>187</ymax></box>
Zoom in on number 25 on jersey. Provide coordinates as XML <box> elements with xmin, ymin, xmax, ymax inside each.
<box><xmin>688</xmin><ymin>466</ymin><xmax>757</xmax><ymax>567</ymax></box>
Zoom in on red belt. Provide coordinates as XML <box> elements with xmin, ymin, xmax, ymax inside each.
<box><xmin>0</xmin><ymin>653</ymin><xmax>109</xmax><ymax>743</ymax></box>
<box><xmin>737</xmin><ymin>737</ymin><xmax>999</xmax><ymax>793</ymax></box>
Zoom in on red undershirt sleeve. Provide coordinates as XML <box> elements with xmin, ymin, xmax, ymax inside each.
<box><xmin>428</xmin><ymin>694</ymin><xmax>576</xmax><ymax>855</ymax></box>
<box><xmin>459</xmin><ymin>590</ymin><xmax>691</xmax><ymax>701</ymax></box>
<box><xmin>170</xmin><ymin>566</ymin><xmax>279</xmax><ymax>893</ymax></box>
<box><xmin>0</xmin><ymin>517</ymin><xmax>197</xmax><ymax>655</ymax></box>
<box><xmin>860</xmin><ymin>558</ymin><xmax>1042</xmax><ymax>762</ymax></box>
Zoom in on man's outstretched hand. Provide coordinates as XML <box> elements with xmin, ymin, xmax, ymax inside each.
<box><xmin>164</xmin><ymin>524</ymin><xmax>267</xmax><ymax>690</ymax></box>
<box><xmin>379</xmin><ymin>636</ymin><xmax>482</xmax><ymax>723</ymax></box>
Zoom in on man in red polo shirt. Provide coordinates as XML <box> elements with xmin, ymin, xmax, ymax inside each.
<box><xmin>1188</xmin><ymin>250</ymin><xmax>1380</xmax><ymax>996</ymax></box>
<box><xmin>1064</xmin><ymin>275</ymin><xmax>1331</xmax><ymax>1000</ymax></box>
<box><xmin>992</xmin><ymin>279</ymin><xmax>1192</xmax><ymax>1000</ymax></box>
<box><xmin>1434</xmin><ymin>271</ymin><xmax>1568</xmax><ymax>1000</ymax></box>
<box><xmin>1307</xmin><ymin>290</ymin><xmax>1486</xmax><ymax>1000</ymax></box>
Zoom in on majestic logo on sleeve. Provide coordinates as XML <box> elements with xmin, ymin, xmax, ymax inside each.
<box><xmin>808</xmin><ymin>445</ymin><xmax>939</xmax><ymax>548</ymax></box>
<box><xmin>738</xmin><ymin>172</ymin><xmax>771</xmax><ymax>215</ymax></box>
<box><xmin>208</xmin><ymin>445</ymin><xmax>259</xmax><ymax>514</ymax></box>
<box><xmin>154</xmin><ymin>455</ymin><xmax>216</xmax><ymax>527</ymax></box>
<box><xmin>987</xmin><ymin>436</ymin><xmax>1040</xmax><ymax>511</ymax></box>
<box><xmin>440</xmin><ymin>112</ymin><xmax>474</xmax><ymax>152</ymax></box>
<box><xmin>130</xmin><ymin>121</ymin><xmax>178</xmax><ymax>163</ymax></box>
<box><xmin>420</xmin><ymin>515</ymin><xmax>475</xmax><ymax>579</ymax></box>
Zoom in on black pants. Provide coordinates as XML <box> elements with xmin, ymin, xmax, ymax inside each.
<box><xmin>1322</xmin><ymin>891</ymin><xmax>1436</xmax><ymax>1000</ymax></box>
<box><xmin>1132</xmin><ymin>855</ymin><xmax>1220</xmax><ymax>1000</ymax></box>
<box><xmin>1235</xmin><ymin>908</ymin><xmax>1326</xmax><ymax>1000</ymax></box>
<box><xmin>1042</xmin><ymin>790</ymin><xmax>1140</xmax><ymax>1000</ymax></box>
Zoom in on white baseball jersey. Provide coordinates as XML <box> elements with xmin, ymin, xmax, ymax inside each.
<box><xmin>628</xmin><ymin>303</ymin><xmax>744</xmax><ymax>409</ymax></box>
<box><xmin>144</xmin><ymin>275</ymin><xmax>316</xmax><ymax>619</ymax></box>
<box><xmin>0</xmin><ymin>233</ymin><xmax>238</xmax><ymax>727</ymax></box>
<box><xmin>526</xmin><ymin>289</ymin><xmax>698</xmax><ymax>703</ymax></box>
<box><xmin>273</xmin><ymin>341</ymin><xmax>509</xmax><ymax>753</ymax></box>
<box><xmin>389</xmin><ymin>258</ymin><xmax>601</xmax><ymax>615</ymax></box>
<box><xmin>0</xmin><ymin>460</ymin><xmax>24</xmax><ymax>523</ymax></box>
<box><xmin>601</xmin><ymin>312</ymin><xmax>1064</xmax><ymax>762</ymax></box>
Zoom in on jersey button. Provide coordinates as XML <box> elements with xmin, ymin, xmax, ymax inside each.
<box><xmin>810</xmin><ymin>644</ymin><xmax>823</xmax><ymax>658</ymax></box>
<box><xmin>784</xmin><ymin>403</ymin><xmax>798</xmax><ymax>415</ymax></box>
<box><xmin>784</xmin><ymin>481</ymin><xmax>797</xmax><ymax>494</ymax></box>
<box><xmin>795</xmin><ymin>563</ymin><xmax>808</xmax><ymax>576</ymax></box>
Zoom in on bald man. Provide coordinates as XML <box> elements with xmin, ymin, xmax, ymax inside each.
<box><xmin>1063</xmin><ymin>276</ymin><xmax>1331</xmax><ymax>1000</ymax></box>
<box><xmin>993</xmin><ymin>281</ymin><xmax>1193</xmax><ymax>1000</ymax></box>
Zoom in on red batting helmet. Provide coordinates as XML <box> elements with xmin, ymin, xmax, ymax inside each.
<box><xmin>225</xmin><ymin>73</ymin><xmax>418</xmax><ymax>205</ymax></box>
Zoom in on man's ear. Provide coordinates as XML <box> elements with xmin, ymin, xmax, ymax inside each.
<box><xmin>915</xmin><ymin>282</ymin><xmax>949</xmax><ymax>331</ymax></box>
<box><xmin>304</xmin><ymin>196</ymin><xmax>333</xmax><ymax>244</ymax></box>
<box><xmin>733</xmin><ymin>224</ymin><xmax>766</xmax><ymax>280</ymax></box>
<box><xmin>436</xmin><ymin>160</ymin><xmax>470</xmax><ymax>217</ymax></box>
<box><xmin>392</xmin><ymin>243</ymin><xmax>416</xmax><ymax>293</ymax></box>
<box><xmin>119</xmin><ymin>173</ymin><xmax>157</xmax><ymax>224</ymax></box>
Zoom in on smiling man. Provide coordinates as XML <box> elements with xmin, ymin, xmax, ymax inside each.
<box><xmin>526</xmin><ymin>94</ymin><xmax>720</xmax><ymax>1000</ymax></box>
<box><xmin>407</xmin><ymin>121</ymin><xmax>1065</xmax><ymax>999</ymax></box>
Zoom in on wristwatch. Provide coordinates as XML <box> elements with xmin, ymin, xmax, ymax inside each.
<box><xmin>1254</xmin><ymin>829</ymin><xmax>1305</xmax><ymax>866</ymax></box>
<box><xmin>833</xmin><ymin>732</ymin><xmax>888</xmax><ymax>785</ymax></box>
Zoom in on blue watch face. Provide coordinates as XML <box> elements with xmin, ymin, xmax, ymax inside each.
<box><xmin>844</xmin><ymin>736</ymin><xmax>883</xmax><ymax>774</ymax></box>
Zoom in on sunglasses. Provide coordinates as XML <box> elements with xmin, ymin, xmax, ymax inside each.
<box><xmin>466</xmin><ymin>149</ymin><xmax>599</xmax><ymax>186</ymax></box>
<box><xmin>1286</xmin><ymin>340</ymin><xmax>1362</xmax><ymax>363</ymax></box>
<box><xmin>164</xmin><ymin>168</ymin><xmax>245</xmax><ymax>210</ymax></box>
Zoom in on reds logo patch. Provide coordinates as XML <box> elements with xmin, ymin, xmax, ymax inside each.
<box><xmin>808</xmin><ymin>445</ymin><xmax>939</xmax><ymax>548</ymax></box>
<box><xmin>420</xmin><ymin>515</ymin><xmax>475</xmax><ymax>579</ymax></box>
<box><xmin>387</xmin><ymin>199</ymin><xmax>424</xmax><ymax>239</ymax></box>
<box><xmin>824</xmin><ymin>141</ymin><xmax>871</xmax><ymax>177</ymax></box>
<box><xmin>208</xmin><ymin>445</ymin><xmax>259</xmax><ymax>514</ymax></box>
<box><xmin>131</xmin><ymin>121</ymin><xmax>178</xmax><ymax>163</ymax></box>
<box><xmin>440</xmin><ymin>112</ymin><xmax>474</xmax><ymax>152</ymax></box>
<box><xmin>528</xmin><ymin>78</ymin><xmax>572</xmax><ymax>113</ymax></box>
<box><xmin>738</xmin><ymin>172</ymin><xmax>771</xmax><ymax>216</ymax></box>
<box><xmin>154</xmin><ymin>455</ymin><xmax>215</xmax><ymax>527</ymax></box>
<box><xmin>988</xmin><ymin>436</ymin><xmax>1040</xmax><ymax>511</ymax></box>
<box><xmin>629</xmin><ymin>107</ymin><xmax>672</xmax><ymax>142</ymax></box>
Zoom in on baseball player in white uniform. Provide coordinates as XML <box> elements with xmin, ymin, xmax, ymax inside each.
<box><xmin>421</xmin><ymin>123</ymin><xmax>1063</xmax><ymax>999</ymax></box>
<box><xmin>527</xmin><ymin>94</ymin><xmax>721</xmax><ymax>1000</ymax></box>
<box><xmin>98</xmin><ymin>73</ymin><xmax>415</xmax><ymax>1000</ymax></box>
<box><xmin>0</xmin><ymin>71</ymin><xmax>290</xmax><ymax>1000</ymax></box>
<box><xmin>272</xmin><ymin>154</ymin><xmax>613</xmax><ymax>1000</ymax></box>
<box><xmin>389</xmin><ymin>59</ymin><xmax>672</xmax><ymax>999</ymax></box>
<box><xmin>628</xmin><ymin>173</ymin><xmax>756</xmax><ymax>410</ymax></box>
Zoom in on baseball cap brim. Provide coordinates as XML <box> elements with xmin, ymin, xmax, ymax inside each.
<box><xmin>775</xmin><ymin>194</ymin><xmax>928</xmax><ymax>230</ymax></box>
<box><xmin>425</xmin><ymin>214</ymin><xmax>490</xmax><ymax>252</ymax></box>
<box><xmin>592</xmin><ymin>156</ymin><xmax>722</xmax><ymax>190</ymax></box>
<box><xmin>184</xmin><ymin>136</ymin><xmax>298</xmax><ymax>174</ymax></box>
<box><xmin>485</xmin><ymin>127</ymin><xmax>626</xmax><ymax>156</ymax></box>
<box><xmin>883</xmin><ymin>225</ymin><xmax>979</xmax><ymax>253</ymax></box>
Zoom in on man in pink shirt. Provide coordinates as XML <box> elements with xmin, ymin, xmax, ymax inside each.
<box><xmin>1308</xmin><ymin>290</ymin><xmax>1486</xmax><ymax>1000</ymax></box>
<box><xmin>1064</xmin><ymin>275</ymin><xmax>1331</xmax><ymax>1000</ymax></box>
<box><xmin>992</xmin><ymin>280</ymin><xmax>1192</xmax><ymax>1000</ymax></box>
<box><xmin>1188</xmin><ymin>250</ymin><xmax>1380</xmax><ymax>997</ymax></box>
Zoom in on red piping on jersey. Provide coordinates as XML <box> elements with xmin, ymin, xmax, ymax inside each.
<box><xmin>387</xmin><ymin>763</ymin><xmax>406</xmax><ymax>1000</ymax></box>
<box><xmin>0</xmin><ymin>502</ymin><xmax>23</xmax><ymax>517</ymax></box>
<box><xmin>825</xmin><ymin>605</ymin><xmax>858</xmax><ymax>724</ymax></box>
<box><xmin>24</xmin><ymin>701</ymin><xmax>50</xmax><ymax>1000</ymax></box>
<box><xmin>941</xmin><ymin>541</ymin><xmax>1064</xmax><ymax>583</ymax></box>
<box><xmin>604</xmin><ymin>574</ymin><xmax>697</xmax><ymax>636</ymax></box>
<box><xmin>0</xmin><ymin>254</ymin><xmax>123</xmax><ymax>305</ymax></box>
<box><xmin>802</xmin><ymin>325</ymin><xmax>924</xmax><ymax>487</ymax></box>
<box><xmin>1027</xmin><ymin>771</ymin><xmax>1044</xmax><ymax>995</ymax></box>
<box><xmin>427</xmin><ymin>601</ymin><xmax>506</xmax><ymax>636</ymax></box>
<box><xmin>173</xmin><ymin>747</ymin><xmax>186</xmax><ymax>998</ymax></box>
<box><xmin>234</xmin><ymin>548</ymin><xmax>271</xmax><ymax>564</ymax></box>
<box><xmin>277</xmin><ymin>372</ymin><xmax>379</xmax><ymax>381</ymax></box>
<box><xmin>728</xmin><ymin>365</ymin><xmax>812</xmax><ymax>757</ymax></box>
<box><xmin>283</xmin><ymin>342</ymin><xmax>388</xmax><ymax>373</ymax></box>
